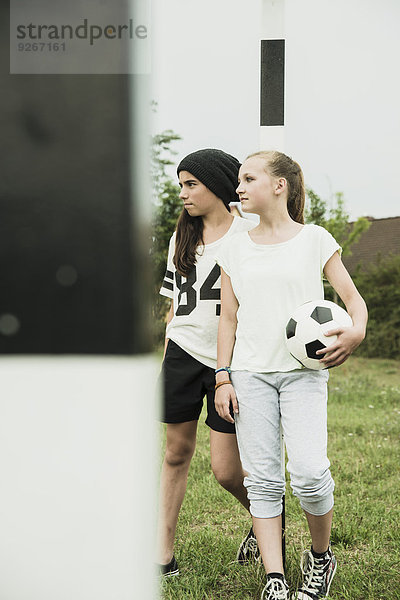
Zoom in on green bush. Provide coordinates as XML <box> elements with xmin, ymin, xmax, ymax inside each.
<box><xmin>353</xmin><ymin>253</ymin><xmax>400</xmax><ymax>359</ymax></box>
<box><xmin>150</xmin><ymin>129</ymin><xmax>182</xmax><ymax>348</ymax></box>
<box><xmin>151</xmin><ymin>179</ymin><xmax>181</xmax><ymax>346</ymax></box>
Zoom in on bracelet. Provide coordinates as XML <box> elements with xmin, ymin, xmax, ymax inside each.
<box><xmin>215</xmin><ymin>366</ymin><xmax>231</xmax><ymax>375</ymax></box>
<box><xmin>215</xmin><ymin>380</ymin><xmax>233</xmax><ymax>391</ymax></box>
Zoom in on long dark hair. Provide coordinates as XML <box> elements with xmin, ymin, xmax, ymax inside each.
<box><xmin>174</xmin><ymin>210</ymin><xmax>204</xmax><ymax>276</ymax></box>
<box><xmin>174</xmin><ymin>203</ymin><xmax>230</xmax><ymax>276</ymax></box>
<box><xmin>247</xmin><ymin>150</ymin><xmax>305</xmax><ymax>224</ymax></box>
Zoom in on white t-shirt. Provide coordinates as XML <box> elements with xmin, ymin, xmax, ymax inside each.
<box><xmin>215</xmin><ymin>224</ymin><xmax>341</xmax><ymax>373</ymax></box>
<box><xmin>159</xmin><ymin>216</ymin><xmax>256</xmax><ymax>368</ymax></box>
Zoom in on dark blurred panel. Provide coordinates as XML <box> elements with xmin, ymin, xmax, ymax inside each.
<box><xmin>0</xmin><ymin>2</ymin><xmax>151</xmax><ymax>354</ymax></box>
<box><xmin>260</xmin><ymin>39</ymin><xmax>285</xmax><ymax>126</ymax></box>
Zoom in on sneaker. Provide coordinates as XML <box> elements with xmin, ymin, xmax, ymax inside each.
<box><xmin>159</xmin><ymin>555</ymin><xmax>179</xmax><ymax>577</ymax></box>
<box><xmin>291</xmin><ymin>547</ymin><xmax>337</xmax><ymax>599</ymax></box>
<box><xmin>261</xmin><ymin>575</ymin><xmax>290</xmax><ymax>600</ymax></box>
<box><xmin>236</xmin><ymin>526</ymin><xmax>260</xmax><ymax>564</ymax></box>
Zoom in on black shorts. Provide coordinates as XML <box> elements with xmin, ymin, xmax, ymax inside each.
<box><xmin>161</xmin><ymin>339</ymin><xmax>235</xmax><ymax>434</ymax></box>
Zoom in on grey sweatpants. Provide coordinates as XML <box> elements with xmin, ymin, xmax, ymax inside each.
<box><xmin>231</xmin><ymin>369</ymin><xmax>335</xmax><ymax>519</ymax></box>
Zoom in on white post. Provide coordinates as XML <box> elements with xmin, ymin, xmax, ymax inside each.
<box><xmin>0</xmin><ymin>356</ymin><xmax>158</xmax><ymax>600</ymax></box>
<box><xmin>260</xmin><ymin>0</ymin><xmax>287</xmax><ymax>561</ymax></box>
<box><xmin>0</xmin><ymin>2</ymin><xmax>157</xmax><ymax>597</ymax></box>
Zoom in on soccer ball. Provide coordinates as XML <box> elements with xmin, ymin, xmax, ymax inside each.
<box><xmin>285</xmin><ymin>299</ymin><xmax>353</xmax><ymax>370</ymax></box>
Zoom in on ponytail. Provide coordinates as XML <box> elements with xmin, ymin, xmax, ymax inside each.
<box><xmin>287</xmin><ymin>163</ymin><xmax>305</xmax><ymax>224</ymax></box>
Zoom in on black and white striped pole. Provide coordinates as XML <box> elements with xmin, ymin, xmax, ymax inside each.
<box><xmin>260</xmin><ymin>1</ymin><xmax>285</xmax><ymax>148</ymax></box>
<box><xmin>260</xmin><ymin>0</ymin><xmax>287</xmax><ymax>567</ymax></box>
<box><xmin>0</xmin><ymin>2</ymin><xmax>157</xmax><ymax>599</ymax></box>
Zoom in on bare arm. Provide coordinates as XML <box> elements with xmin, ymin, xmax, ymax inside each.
<box><xmin>215</xmin><ymin>268</ymin><xmax>239</xmax><ymax>423</ymax></box>
<box><xmin>318</xmin><ymin>251</ymin><xmax>368</xmax><ymax>367</ymax></box>
<box><xmin>163</xmin><ymin>301</ymin><xmax>174</xmax><ymax>359</ymax></box>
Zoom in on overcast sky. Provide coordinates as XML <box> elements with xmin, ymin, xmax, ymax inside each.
<box><xmin>151</xmin><ymin>0</ymin><xmax>400</xmax><ymax>221</ymax></box>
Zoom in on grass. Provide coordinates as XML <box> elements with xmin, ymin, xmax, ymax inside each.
<box><xmin>159</xmin><ymin>357</ymin><xmax>400</xmax><ymax>599</ymax></box>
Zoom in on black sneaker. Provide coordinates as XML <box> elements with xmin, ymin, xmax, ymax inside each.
<box><xmin>261</xmin><ymin>575</ymin><xmax>290</xmax><ymax>600</ymax></box>
<box><xmin>159</xmin><ymin>555</ymin><xmax>179</xmax><ymax>577</ymax></box>
<box><xmin>291</xmin><ymin>547</ymin><xmax>337</xmax><ymax>599</ymax></box>
<box><xmin>236</xmin><ymin>526</ymin><xmax>260</xmax><ymax>564</ymax></box>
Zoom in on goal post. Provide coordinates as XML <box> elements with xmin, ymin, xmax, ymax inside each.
<box><xmin>260</xmin><ymin>0</ymin><xmax>287</xmax><ymax>567</ymax></box>
<box><xmin>0</xmin><ymin>2</ymin><xmax>157</xmax><ymax>599</ymax></box>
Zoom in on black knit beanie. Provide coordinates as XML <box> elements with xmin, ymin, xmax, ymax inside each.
<box><xmin>177</xmin><ymin>148</ymin><xmax>241</xmax><ymax>208</ymax></box>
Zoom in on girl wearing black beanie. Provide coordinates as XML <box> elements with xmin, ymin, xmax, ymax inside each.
<box><xmin>157</xmin><ymin>149</ymin><xmax>258</xmax><ymax>576</ymax></box>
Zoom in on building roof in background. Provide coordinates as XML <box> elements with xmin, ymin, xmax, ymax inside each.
<box><xmin>343</xmin><ymin>216</ymin><xmax>400</xmax><ymax>273</ymax></box>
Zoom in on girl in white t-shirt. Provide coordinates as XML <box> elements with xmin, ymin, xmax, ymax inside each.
<box><xmin>157</xmin><ymin>149</ymin><xmax>258</xmax><ymax>577</ymax></box>
<box><xmin>215</xmin><ymin>151</ymin><xmax>367</xmax><ymax>600</ymax></box>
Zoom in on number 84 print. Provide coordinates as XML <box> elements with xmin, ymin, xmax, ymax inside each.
<box><xmin>175</xmin><ymin>264</ymin><xmax>221</xmax><ymax>316</ymax></box>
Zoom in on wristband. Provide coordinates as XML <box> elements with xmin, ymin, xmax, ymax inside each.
<box><xmin>215</xmin><ymin>380</ymin><xmax>233</xmax><ymax>391</ymax></box>
<box><xmin>215</xmin><ymin>366</ymin><xmax>231</xmax><ymax>375</ymax></box>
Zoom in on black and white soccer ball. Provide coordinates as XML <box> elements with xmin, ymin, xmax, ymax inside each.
<box><xmin>285</xmin><ymin>299</ymin><xmax>353</xmax><ymax>370</ymax></box>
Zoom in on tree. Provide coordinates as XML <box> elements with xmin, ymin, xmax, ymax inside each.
<box><xmin>352</xmin><ymin>253</ymin><xmax>400</xmax><ymax>359</ymax></box>
<box><xmin>305</xmin><ymin>188</ymin><xmax>371</xmax><ymax>302</ymax></box>
<box><xmin>305</xmin><ymin>188</ymin><xmax>371</xmax><ymax>257</ymax></box>
<box><xmin>151</xmin><ymin>129</ymin><xmax>182</xmax><ymax>202</ymax></box>
<box><xmin>150</xmin><ymin>128</ymin><xmax>182</xmax><ymax>346</ymax></box>
<box><xmin>152</xmin><ymin>178</ymin><xmax>182</xmax><ymax>286</ymax></box>
<box><xmin>304</xmin><ymin>187</ymin><xmax>327</xmax><ymax>226</ymax></box>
